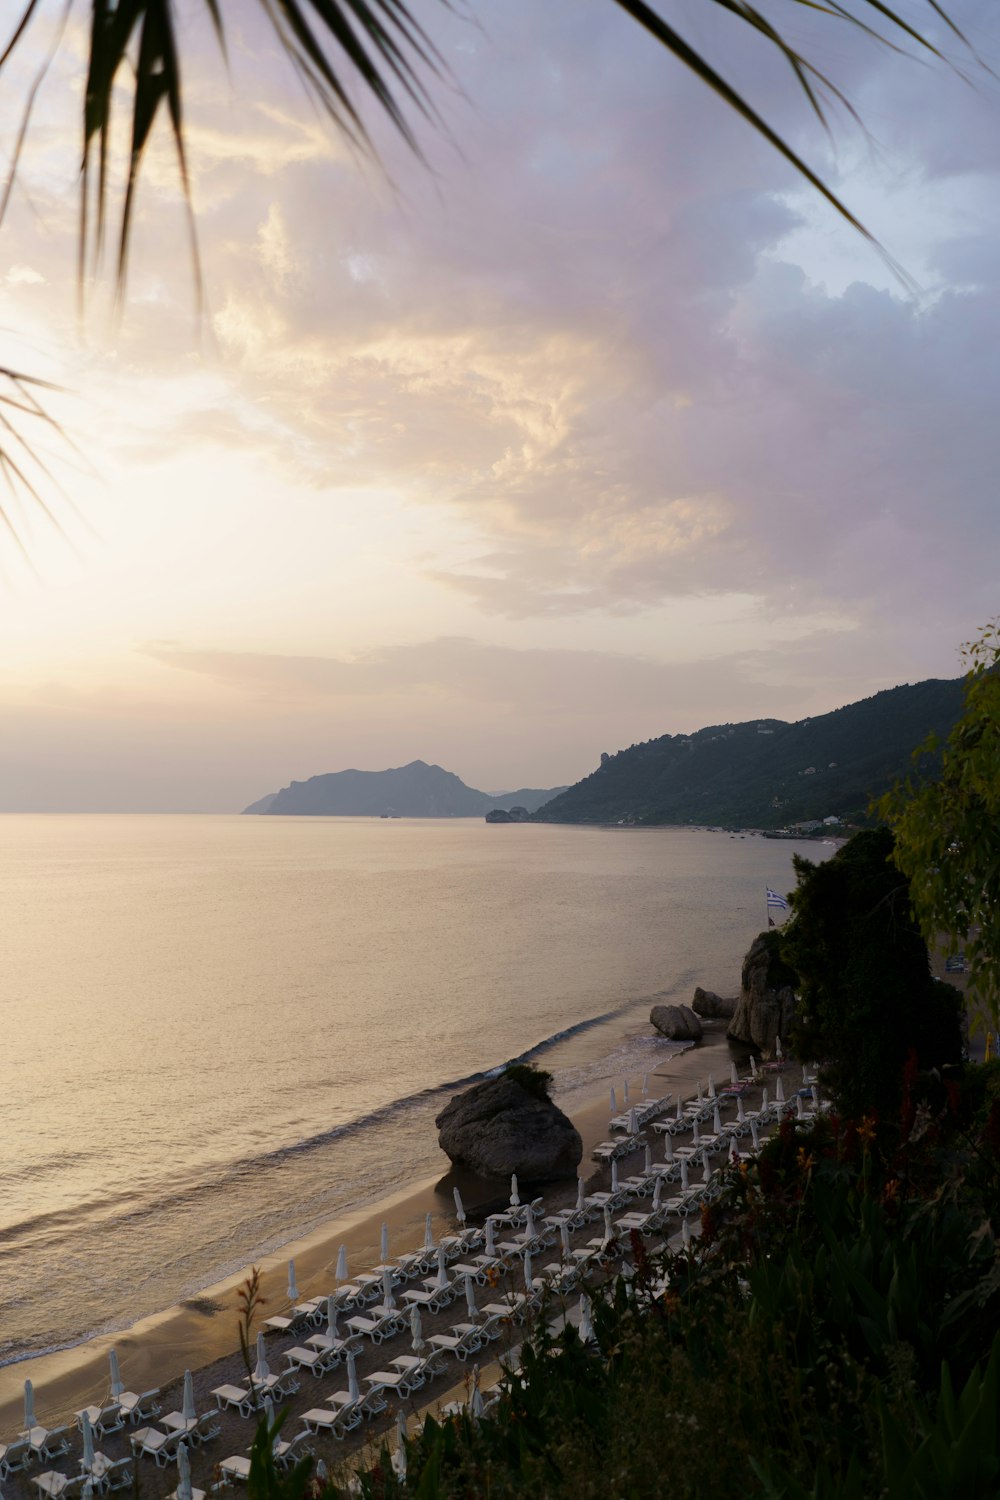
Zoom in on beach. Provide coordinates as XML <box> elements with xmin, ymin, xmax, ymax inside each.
<box><xmin>0</xmin><ymin>1021</ymin><xmax>743</xmax><ymax>1485</ymax></box>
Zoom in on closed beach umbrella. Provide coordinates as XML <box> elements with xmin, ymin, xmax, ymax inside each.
<box><xmin>697</xmin><ymin>1079</ymin><xmax>704</xmax><ymax>1103</ymax></box>
<box><xmin>324</xmin><ymin>1296</ymin><xmax>339</xmax><ymax>1342</ymax></box>
<box><xmin>776</xmin><ymin>1035</ymin><xmax>784</xmax><ymax>1061</ymax></box>
<box><xmin>510</xmin><ymin>1174</ymin><xmax>520</xmax><ymax>1208</ymax></box>
<box><xmin>471</xmin><ymin>1364</ymin><xmax>484</xmax><ymax>1420</ymax></box>
<box><xmin>680</xmin><ymin>1157</ymin><xmax>689</xmax><ymax>1192</ymax></box>
<box><xmin>579</xmin><ymin>1294</ymin><xmax>595</xmax><ymax>1343</ymax></box>
<box><xmin>576</xmin><ymin>1177</ymin><xmax>585</xmax><ymax>1212</ymax></box>
<box><xmin>453</xmin><ymin>1187</ymin><xmax>466</xmax><ymax>1225</ymax></box>
<box><xmin>524</xmin><ymin>1203</ymin><xmax>535</xmax><ymax>1240</ymax></box>
<box><xmin>776</xmin><ymin>1076</ymin><xmax>785</xmax><ymax>1105</ymax></box>
<box><xmin>736</xmin><ymin>1096</ymin><xmax>746</xmax><ymax>1125</ymax></box>
<box><xmin>82</xmin><ymin>1481</ymin><xmax>94</xmax><ymax>1500</ymax></box>
<box><xmin>287</xmin><ymin>1260</ymin><xmax>299</xmax><ymax>1303</ymax></box>
<box><xmin>652</xmin><ymin>1176</ymin><xmax>662</xmax><ymax>1212</ymax></box>
<box><xmin>315</xmin><ymin>1461</ymin><xmax>328</xmax><ymax>1485</ymax></box>
<box><xmin>713</xmin><ymin>1103</ymin><xmax>723</xmax><ymax>1135</ymax></box>
<box><xmin>435</xmin><ymin>1246</ymin><xmax>449</xmax><ymax>1291</ymax></box>
<box><xmin>181</xmin><ymin>1370</ymin><xmax>195</xmax><ymax>1424</ymax></box>
<box><xmin>812</xmin><ymin>1085</ymin><xmax>821</xmax><ymax>1111</ymax></box>
<box><xmin>627</xmin><ymin>1106</ymin><xmax>639</xmax><ymax>1135</ymax></box>
<box><xmin>109</xmin><ymin>1350</ymin><xmax>124</xmax><ymax>1401</ymax></box>
<box><xmin>336</xmin><ymin>1244</ymin><xmax>348</xmax><ymax>1280</ymax></box>
<box><xmin>424</xmin><ymin>1212</ymin><xmax>435</xmax><ymax>1251</ymax></box>
<box><xmin>730</xmin><ymin>1062</ymin><xmax>739</xmax><ymax>1088</ymax></box>
<box><xmin>346</xmin><ymin>1351</ymin><xmax>360</xmax><ymax>1403</ymax></box>
<box><xmin>610</xmin><ymin>1159</ymin><xmax>619</xmax><ymax>1193</ymax></box>
<box><xmin>609</xmin><ymin>1087</ymin><xmax>617</xmax><ymax>1117</ymax></box>
<box><xmin>393</xmin><ymin>1410</ymin><xmax>408</xmax><ymax>1480</ymax></box>
<box><xmin>675</xmin><ymin>1098</ymin><xmax>683</xmax><ymax>1122</ymax></box>
<box><xmin>484</xmin><ymin>1217</ymin><xmax>496</xmax><ymax>1257</ymax></box>
<box><xmin>560</xmin><ymin>1220</ymin><xmax>571</xmax><ymax>1259</ymax></box>
<box><xmin>23</xmin><ymin>1379</ymin><xmax>36</xmax><ymax>1433</ymax></box>
<box><xmin>749</xmin><ymin>1055</ymin><xmax>759</xmax><ymax>1079</ymax></box>
<box><xmin>380</xmin><ymin>1222</ymin><xmax>390</xmax><ymax>1263</ymax></box>
<box><xmin>702</xmin><ymin>1151</ymin><xmax>713</xmax><ymax>1185</ymax></box>
<box><xmin>692</xmin><ymin>1118</ymin><xmax>701</xmax><ymax>1145</ymax></box>
<box><xmin>729</xmin><ymin>1137</ymin><xmax>740</xmax><ymax>1165</ymax></box>
<box><xmin>708</xmin><ymin>1075</ymin><xmax>716</xmax><ymax>1101</ymax></box>
<box><xmin>263</xmin><ymin>1396</ymin><xmax>275</xmax><ymax>1432</ymax></box>
<box><xmin>663</xmin><ymin>1132</ymin><xmax>674</xmax><ymax>1162</ymax></box>
<box><xmin>750</xmin><ymin>1118</ymin><xmax>761</xmax><ymax>1152</ymax></box>
<box><xmin>176</xmin><ymin>1443</ymin><xmax>192</xmax><ymax>1500</ymax></box>
<box><xmin>643</xmin><ymin>1142</ymin><xmax>652</xmax><ymax>1173</ymax></box>
<box><xmin>682</xmin><ymin>1215</ymin><xmax>692</xmax><ymax>1249</ymax></box>
<box><xmin>623</xmin><ymin>1080</ymin><xmax>630</xmax><ymax>1106</ymax></box>
<box><xmin>603</xmin><ymin>1206</ymin><xmax>613</xmax><ymax>1245</ymax></box>
<box><xmin>642</xmin><ymin>1073</ymin><xmax>649</xmax><ymax>1098</ymax></box>
<box><xmin>81</xmin><ymin>1411</ymin><xmax>95</xmax><ymax>1472</ymax></box>
<box><xmin>523</xmin><ymin>1249</ymin><xmax>533</xmax><ymax>1291</ymax></box>
<box><xmin>464</xmin><ymin>1274</ymin><xmax>477</xmax><ymax>1321</ymax></box>
<box><xmin>410</xmin><ymin>1304</ymin><xmax>426</xmax><ymax>1352</ymax></box>
<box><xmin>381</xmin><ymin>1266</ymin><xmax>396</xmax><ymax>1310</ymax></box>
<box><xmin>796</xmin><ymin>1093</ymin><xmax>806</xmax><ymax>1120</ymax></box>
<box><xmin>253</xmin><ymin>1333</ymin><xmax>269</xmax><ymax>1386</ymax></box>
<box><xmin>761</xmin><ymin>1086</ymin><xmax>769</xmax><ymax>1112</ymax></box>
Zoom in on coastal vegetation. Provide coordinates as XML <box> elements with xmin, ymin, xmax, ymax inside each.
<box><xmin>534</xmin><ymin>676</ymin><xmax>964</xmax><ymax>830</ymax></box>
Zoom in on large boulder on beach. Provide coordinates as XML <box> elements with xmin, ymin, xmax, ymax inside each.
<box><xmin>691</xmin><ymin>987</ymin><xmax>737</xmax><ymax>1020</ymax></box>
<box><xmin>650</xmin><ymin>1003</ymin><xmax>703</xmax><ymax>1042</ymax></box>
<box><xmin>435</xmin><ymin>1069</ymin><xmax>582</xmax><ymax>1182</ymax></box>
<box><xmin>727</xmin><ymin>931</ymin><xmax>798</xmax><ymax>1057</ymax></box>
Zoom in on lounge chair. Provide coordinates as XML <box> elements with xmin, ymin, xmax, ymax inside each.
<box><xmin>283</xmin><ymin>1345</ymin><xmax>341</xmax><ymax>1378</ymax></box>
<box><xmin>98</xmin><ymin>1456</ymin><xmax>135</xmax><ymax>1492</ymax></box>
<box><xmin>429</xmin><ymin>1324</ymin><xmax>485</xmax><ymax>1359</ymax></box>
<box><xmin>211</xmin><ymin>1386</ymin><xmax>256</xmax><ymax>1419</ymax></box>
<box><xmin>75</xmin><ymin>1405</ymin><xmax>124</xmax><ymax>1440</ymax></box>
<box><xmin>187</xmin><ymin>1411</ymin><xmax>222</xmax><ymax>1446</ymax></box>
<box><xmin>219</xmin><ymin>1456</ymin><xmax>251</xmax><ymax>1485</ymax></box>
<box><xmin>300</xmin><ymin>1402</ymin><xmax>362</xmax><ymax>1440</ymax></box>
<box><xmin>30</xmin><ymin>1426</ymin><xmax>72</xmax><ymax>1461</ymax></box>
<box><xmin>130</xmin><ymin>1426</ymin><xmax>183</xmax><ymax>1466</ymax></box>
<box><xmin>117</xmin><ymin>1389</ymin><xmax>161</xmax><ymax>1425</ymax></box>
<box><xmin>0</xmin><ymin>1436</ymin><xmax>34</xmax><ymax>1477</ymax></box>
<box><xmin>345</xmin><ymin>1309</ymin><xmax>406</xmax><ymax>1343</ymax></box>
<box><xmin>272</xmin><ymin>1431</ymin><xmax>314</xmax><ymax>1471</ymax></box>
<box><xmin>401</xmin><ymin>1284</ymin><xmax>455</xmax><ymax>1315</ymax></box>
<box><xmin>364</xmin><ymin>1368</ymin><xmax>420</xmax><ymax>1400</ymax></box>
<box><xmin>32</xmin><ymin>1473</ymin><xmax>85</xmax><ymax>1499</ymax></box>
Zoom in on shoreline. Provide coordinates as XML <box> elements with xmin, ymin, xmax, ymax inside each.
<box><xmin>0</xmin><ymin>1021</ymin><xmax>739</xmax><ymax>1434</ymax></box>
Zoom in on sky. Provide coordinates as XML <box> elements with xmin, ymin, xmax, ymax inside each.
<box><xmin>0</xmin><ymin>0</ymin><xmax>997</xmax><ymax>811</ymax></box>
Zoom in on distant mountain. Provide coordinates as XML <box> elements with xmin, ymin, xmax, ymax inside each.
<box><xmin>534</xmin><ymin>677</ymin><xmax>966</xmax><ymax>830</ymax></box>
<box><xmin>244</xmin><ymin>760</ymin><xmax>567</xmax><ymax>818</ymax></box>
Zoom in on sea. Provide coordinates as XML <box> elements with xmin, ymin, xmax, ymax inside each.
<box><xmin>0</xmin><ymin>814</ymin><xmax>822</xmax><ymax>1369</ymax></box>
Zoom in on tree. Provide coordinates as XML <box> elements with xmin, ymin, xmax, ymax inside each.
<box><xmin>783</xmin><ymin>827</ymin><xmax>963</xmax><ymax>1120</ymax></box>
<box><xmin>879</xmin><ymin>620</ymin><xmax>1000</xmax><ymax>1028</ymax></box>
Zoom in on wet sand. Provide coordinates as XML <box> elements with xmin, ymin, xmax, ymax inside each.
<box><xmin>0</xmin><ymin>1022</ymin><xmax>744</xmax><ymax>1488</ymax></box>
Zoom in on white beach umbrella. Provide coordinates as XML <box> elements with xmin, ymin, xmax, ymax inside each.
<box><xmin>623</xmin><ymin>1080</ymin><xmax>630</xmax><ymax>1106</ymax></box>
<box><xmin>576</xmin><ymin>1177</ymin><xmax>585</xmax><ymax>1212</ymax></box>
<box><xmin>692</xmin><ymin>1118</ymin><xmax>701</xmax><ymax>1145</ymax></box>
<box><xmin>380</xmin><ymin>1222</ymin><xmax>390</xmax><ymax>1264</ymax></box>
<box><xmin>522</xmin><ymin>1249</ymin><xmax>533</xmax><ymax>1291</ymax></box>
<box><xmin>524</xmin><ymin>1203</ymin><xmax>536</xmax><ymax>1240</ymax></box>
<box><xmin>286</xmin><ymin>1260</ymin><xmax>299</xmax><ymax>1303</ymax></box>
<box><xmin>680</xmin><ymin>1157</ymin><xmax>690</xmax><ymax>1192</ymax></box>
<box><xmin>682</xmin><ymin>1215</ymin><xmax>692</xmax><ymax>1249</ymax></box>
<box><xmin>470</xmin><ymin>1364</ymin><xmax>484</xmax><ymax>1420</ymax></box>
<box><xmin>336</xmin><ymin>1244</ymin><xmax>348</xmax><ymax>1280</ymax></box>
<box><xmin>23</xmin><ymin>1379</ymin><xmax>36</xmax><ymax>1433</ymax></box>
<box><xmin>176</xmin><ymin>1443</ymin><xmax>193</xmax><ymax>1500</ymax></box>
<box><xmin>643</xmin><ymin>1142</ymin><xmax>652</xmax><ymax>1174</ymax></box>
<box><xmin>410</xmin><ymin>1305</ymin><xmax>426</xmax><ymax>1353</ymax></box>
<box><xmin>81</xmin><ymin>1481</ymin><xmax>94</xmax><ymax>1500</ymax></box>
<box><xmin>392</xmin><ymin>1410</ymin><xmax>408</xmax><ymax>1480</ymax></box>
<box><xmin>750</xmin><ymin>1118</ymin><xmax>761</xmax><ymax>1152</ymax></box>
<box><xmin>652</xmin><ymin>1177</ymin><xmax>663</xmax><ymax>1212</ymax></box>
<box><xmin>464</xmin><ymin>1274</ymin><xmax>478</xmax><ymax>1321</ymax></box>
<box><xmin>776</xmin><ymin>1076</ymin><xmax>785</xmax><ymax>1104</ymax></box>
<box><xmin>749</xmin><ymin>1055</ymin><xmax>759</xmax><ymax>1079</ymax></box>
<box><xmin>796</xmin><ymin>1093</ymin><xmax>806</xmax><ymax>1120</ymax></box>
<box><xmin>346</xmin><ymin>1351</ymin><xmax>360</xmax><ymax>1403</ymax></box>
<box><xmin>675</xmin><ymin>1097</ymin><xmax>683</xmax><ymax>1121</ymax></box>
<box><xmin>424</xmin><ymin>1212</ymin><xmax>435</xmax><ymax>1251</ymax></box>
<box><xmin>737</xmin><ymin>1096</ymin><xmax>746</xmax><ymax>1125</ymax></box>
<box><xmin>81</xmin><ymin>1411</ymin><xmax>95</xmax><ymax>1472</ymax></box>
<box><xmin>697</xmin><ymin>1079</ymin><xmax>704</xmax><ymax>1103</ymax></box>
<box><xmin>610</xmin><ymin>1159</ymin><xmax>619</xmax><ymax>1193</ymax></box>
<box><xmin>702</xmin><ymin>1151</ymin><xmax>713</xmax><ymax>1185</ymax></box>
<box><xmin>609</xmin><ymin>1087</ymin><xmax>617</xmax><ymax>1117</ymax></box>
<box><xmin>109</xmin><ymin>1350</ymin><xmax>124</xmax><ymax>1401</ymax></box>
<box><xmin>730</xmin><ymin>1062</ymin><xmax>739</xmax><ymax>1088</ymax></box>
<box><xmin>253</xmin><ymin>1333</ymin><xmax>270</xmax><ymax>1386</ymax></box>
<box><xmin>708</xmin><ymin>1075</ymin><xmax>716</xmax><ymax>1101</ymax></box>
<box><xmin>578</xmin><ymin>1294</ymin><xmax>595</xmax><ymax>1343</ymax></box>
<box><xmin>663</xmin><ymin>1131</ymin><xmax>674</xmax><ymax>1162</ymax></box>
<box><xmin>603</xmin><ymin>1206</ymin><xmax>613</xmax><ymax>1245</ymax></box>
<box><xmin>776</xmin><ymin>1035</ymin><xmax>784</xmax><ymax>1061</ymax></box>
<box><xmin>627</xmin><ymin>1106</ymin><xmax>639</xmax><ymax>1135</ymax></box>
<box><xmin>642</xmin><ymin>1073</ymin><xmax>649</xmax><ymax>1098</ymax></box>
<box><xmin>484</xmin><ymin>1217</ymin><xmax>496</xmax><ymax>1257</ymax></box>
<box><xmin>435</xmin><ymin>1246</ymin><xmax>449</xmax><ymax>1291</ymax></box>
<box><xmin>713</xmin><ymin>1103</ymin><xmax>723</xmax><ymax>1135</ymax></box>
<box><xmin>263</xmin><ymin>1396</ymin><xmax>275</xmax><ymax>1431</ymax></box>
<box><xmin>324</xmin><ymin>1296</ymin><xmax>340</xmax><ymax>1342</ymax></box>
<box><xmin>181</xmin><ymin>1370</ymin><xmax>196</xmax><ymax>1425</ymax></box>
<box><xmin>730</xmin><ymin>1136</ymin><xmax>740</xmax><ymax>1165</ymax></box>
<box><xmin>315</xmin><ymin>1461</ymin><xmax>328</xmax><ymax>1485</ymax></box>
<box><xmin>761</xmin><ymin>1086</ymin><xmax>770</xmax><ymax>1112</ymax></box>
<box><xmin>559</xmin><ymin>1220</ymin><xmax>571</xmax><ymax>1259</ymax></box>
<box><xmin>453</xmin><ymin>1187</ymin><xmax>467</xmax><ymax>1226</ymax></box>
<box><xmin>509</xmin><ymin>1174</ymin><xmax>520</xmax><ymax>1208</ymax></box>
<box><xmin>381</xmin><ymin>1266</ymin><xmax>396</xmax><ymax>1310</ymax></box>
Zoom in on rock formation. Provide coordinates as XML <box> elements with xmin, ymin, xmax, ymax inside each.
<box><xmin>435</xmin><ymin>1072</ymin><xmax>582</xmax><ymax>1182</ymax></box>
<box><xmin>691</xmin><ymin>987</ymin><xmax>737</xmax><ymax>1020</ymax></box>
<box><xmin>650</xmin><ymin>1003</ymin><xmax>703</xmax><ymax>1042</ymax></box>
<box><xmin>727</xmin><ymin>932</ymin><xmax>797</xmax><ymax>1057</ymax></box>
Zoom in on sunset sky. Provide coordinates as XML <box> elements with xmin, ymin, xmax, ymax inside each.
<box><xmin>1</xmin><ymin>0</ymin><xmax>998</xmax><ymax>811</ymax></box>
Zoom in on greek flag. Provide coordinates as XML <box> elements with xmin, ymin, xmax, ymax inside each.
<box><xmin>766</xmin><ymin>887</ymin><xmax>788</xmax><ymax>910</ymax></box>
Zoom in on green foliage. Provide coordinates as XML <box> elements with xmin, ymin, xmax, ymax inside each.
<box><xmin>782</xmin><ymin>828</ymin><xmax>963</xmax><ymax>1118</ymax></box>
<box><xmin>879</xmin><ymin>620</ymin><xmax>1000</xmax><ymax>1026</ymax></box>
<box><xmin>504</xmin><ymin>1063</ymin><xmax>553</xmax><ymax>1100</ymax></box>
<box><xmin>535</xmin><ymin>678</ymin><xmax>964</xmax><ymax>830</ymax></box>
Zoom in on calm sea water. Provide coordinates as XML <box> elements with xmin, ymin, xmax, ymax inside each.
<box><xmin>0</xmin><ymin>815</ymin><xmax>817</xmax><ymax>1365</ymax></box>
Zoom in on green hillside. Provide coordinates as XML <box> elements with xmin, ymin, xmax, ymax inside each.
<box><xmin>535</xmin><ymin>677</ymin><xmax>965</xmax><ymax>829</ymax></box>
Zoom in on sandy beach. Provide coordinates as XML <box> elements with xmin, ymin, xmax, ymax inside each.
<box><xmin>0</xmin><ymin>1020</ymin><xmax>746</xmax><ymax>1489</ymax></box>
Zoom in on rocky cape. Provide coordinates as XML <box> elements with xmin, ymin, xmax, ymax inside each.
<box><xmin>727</xmin><ymin>932</ymin><xmax>798</xmax><ymax>1057</ymax></box>
<box><xmin>436</xmin><ymin>1073</ymin><xmax>582</xmax><ymax>1182</ymax></box>
<box><xmin>244</xmin><ymin>760</ymin><xmax>567</xmax><ymax>819</ymax></box>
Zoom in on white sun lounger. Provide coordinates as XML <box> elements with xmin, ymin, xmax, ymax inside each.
<box><xmin>345</xmin><ymin>1310</ymin><xmax>406</xmax><ymax>1343</ymax></box>
<box><xmin>130</xmin><ymin>1426</ymin><xmax>183</xmax><ymax>1466</ymax></box>
<box><xmin>0</xmin><ymin>1436</ymin><xmax>34</xmax><ymax>1478</ymax></box>
<box><xmin>212</xmin><ymin>1385</ymin><xmax>257</xmax><ymax>1419</ymax></box>
<box><xmin>32</xmin><ymin>1473</ymin><xmax>85</xmax><ymax>1499</ymax></box>
<box><xmin>428</xmin><ymin>1326</ymin><xmax>483</xmax><ymax>1360</ymax></box>
<box><xmin>300</xmin><ymin>1401</ymin><xmax>362</xmax><ymax>1439</ymax></box>
<box><xmin>117</xmin><ymin>1389</ymin><xmax>162</xmax><ymax>1425</ymax></box>
<box><xmin>219</xmin><ymin>1455</ymin><xmax>252</xmax><ymax>1484</ymax></box>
